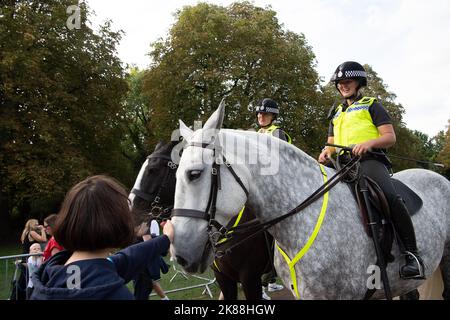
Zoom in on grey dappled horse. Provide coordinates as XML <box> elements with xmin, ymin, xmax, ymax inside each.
<box><xmin>171</xmin><ymin>101</ymin><xmax>450</xmax><ymax>299</ymax></box>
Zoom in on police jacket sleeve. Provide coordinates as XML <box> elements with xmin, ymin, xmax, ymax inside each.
<box><xmin>109</xmin><ymin>235</ymin><xmax>170</xmax><ymax>283</ymax></box>
<box><xmin>369</xmin><ymin>102</ymin><xmax>392</xmax><ymax>127</ymax></box>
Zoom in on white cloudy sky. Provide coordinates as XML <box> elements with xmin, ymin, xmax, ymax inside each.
<box><xmin>86</xmin><ymin>0</ymin><xmax>450</xmax><ymax>137</ymax></box>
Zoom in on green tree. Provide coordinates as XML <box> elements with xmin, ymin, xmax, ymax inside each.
<box><xmin>410</xmin><ymin>130</ymin><xmax>445</xmax><ymax>165</ymax></box>
<box><xmin>143</xmin><ymin>1</ymin><xmax>324</xmax><ymax>152</ymax></box>
<box><xmin>437</xmin><ymin>120</ymin><xmax>450</xmax><ymax>178</ymax></box>
<box><xmin>0</xmin><ymin>0</ymin><xmax>131</xmax><ymax>229</ymax></box>
<box><xmin>121</xmin><ymin>67</ymin><xmax>155</xmax><ymax>171</ymax></box>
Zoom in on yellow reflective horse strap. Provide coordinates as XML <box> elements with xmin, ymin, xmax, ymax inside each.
<box><xmin>216</xmin><ymin>206</ymin><xmax>245</xmax><ymax>245</ymax></box>
<box><xmin>213</xmin><ymin>260</ymin><xmax>221</xmax><ymax>273</ymax></box>
<box><xmin>213</xmin><ymin>207</ymin><xmax>246</xmax><ymax>270</ymax></box>
<box><xmin>276</xmin><ymin>164</ymin><xmax>329</xmax><ymax>299</ymax></box>
<box><xmin>232</xmin><ymin>206</ymin><xmax>245</xmax><ymax>228</ymax></box>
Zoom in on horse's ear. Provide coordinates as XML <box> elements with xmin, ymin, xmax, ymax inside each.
<box><xmin>179</xmin><ymin>120</ymin><xmax>193</xmax><ymax>142</ymax></box>
<box><xmin>154</xmin><ymin>140</ymin><xmax>165</xmax><ymax>152</ymax></box>
<box><xmin>203</xmin><ymin>98</ymin><xmax>225</xmax><ymax>132</ymax></box>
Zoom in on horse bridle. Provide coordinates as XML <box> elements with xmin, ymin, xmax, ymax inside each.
<box><xmin>171</xmin><ymin>141</ymin><xmax>249</xmax><ymax>244</ymax></box>
<box><xmin>131</xmin><ymin>153</ymin><xmax>178</xmax><ymax>220</ymax></box>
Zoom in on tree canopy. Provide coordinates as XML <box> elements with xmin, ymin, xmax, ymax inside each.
<box><xmin>437</xmin><ymin>120</ymin><xmax>450</xmax><ymax>178</ymax></box>
<box><xmin>0</xmin><ymin>0</ymin><xmax>132</xmax><ymax>230</ymax></box>
<box><xmin>143</xmin><ymin>1</ymin><xmax>327</xmax><ymax>152</ymax></box>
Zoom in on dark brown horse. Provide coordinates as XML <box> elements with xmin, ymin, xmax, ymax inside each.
<box><xmin>129</xmin><ymin>141</ymin><xmax>271</xmax><ymax>300</ymax></box>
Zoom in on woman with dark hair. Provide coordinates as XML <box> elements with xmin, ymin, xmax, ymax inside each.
<box><xmin>30</xmin><ymin>175</ymin><xmax>174</xmax><ymax>300</ymax></box>
<box><xmin>42</xmin><ymin>214</ymin><xmax>64</xmax><ymax>261</ymax></box>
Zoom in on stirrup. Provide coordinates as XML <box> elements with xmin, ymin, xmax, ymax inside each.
<box><xmin>399</xmin><ymin>251</ymin><xmax>426</xmax><ymax>280</ymax></box>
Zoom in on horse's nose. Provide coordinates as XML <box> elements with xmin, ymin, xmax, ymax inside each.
<box><xmin>176</xmin><ymin>255</ymin><xmax>188</xmax><ymax>267</ymax></box>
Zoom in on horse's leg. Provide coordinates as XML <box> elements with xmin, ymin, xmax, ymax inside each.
<box><xmin>214</xmin><ymin>270</ymin><xmax>238</xmax><ymax>300</ymax></box>
<box><xmin>240</xmin><ymin>271</ymin><xmax>263</xmax><ymax>300</ymax></box>
<box><xmin>440</xmin><ymin>242</ymin><xmax>450</xmax><ymax>300</ymax></box>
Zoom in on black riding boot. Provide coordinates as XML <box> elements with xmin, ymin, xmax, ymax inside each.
<box><xmin>391</xmin><ymin>196</ymin><xmax>425</xmax><ymax>280</ymax></box>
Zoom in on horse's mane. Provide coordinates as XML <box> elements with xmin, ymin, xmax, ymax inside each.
<box><xmin>153</xmin><ymin>140</ymin><xmax>179</xmax><ymax>157</ymax></box>
<box><xmin>218</xmin><ymin>128</ymin><xmax>318</xmax><ymax>167</ymax></box>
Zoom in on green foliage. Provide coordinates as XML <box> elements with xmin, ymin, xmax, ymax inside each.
<box><xmin>0</xmin><ymin>1</ymin><xmax>132</xmax><ymax>223</ymax></box>
<box><xmin>143</xmin><ymin>1</ymin><xmax>324</xmax><ymax>153</ymax></box>
<box><xmin>437</xmin><ymin>120</ymin><xmax>450</xmax><ymax>178</ymax></box>
<box><xmin>121</xmin><ymin>67</ymin><xmax>155</xmax><ymax>171</ymax></box>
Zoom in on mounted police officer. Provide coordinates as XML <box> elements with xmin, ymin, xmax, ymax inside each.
<box><xmin>256</xmin><ymin>98</ymin><xmax>292</xmax><ymax>143</ymax></box>
<box><xmin>318</xmin><ymin>61</ymin><xmax>425</xmax><ymax>280</ymax></box>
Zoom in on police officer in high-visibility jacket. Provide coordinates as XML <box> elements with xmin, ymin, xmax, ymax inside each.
<box><xmin>256</xmin><ymin>98</ymin><xmax>292</xmax><ymax>143</ymax></box>
<box><xmin>318</xmin><ymin>61</ymin><xmax>425</xmax><ymax>280</ymax></box>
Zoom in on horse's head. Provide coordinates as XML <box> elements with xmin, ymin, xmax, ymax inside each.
<box><xmin>171</xmin><ymin>100</ymin><xmax>249</xmax><ymax>273</ymax></box>
<box><xmin>129</xmin><ymin>140</ymin><xmax>180</xmax><ymax>225</ymax></box>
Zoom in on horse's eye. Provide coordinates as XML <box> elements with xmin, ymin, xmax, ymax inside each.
<box><xmin>188</xmin><ymin>170</ymin><xmax>202</xmax><ymax>181</ymax></box>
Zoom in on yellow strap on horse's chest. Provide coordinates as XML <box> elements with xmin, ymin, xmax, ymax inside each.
<box><xmin>216</xmin><ymin>206</ymin><xmax>246</xmax><ymax>246</ymax></box>
<box><xmin>213</xmin><ymin>207</ymin><xmax>246</xmax><ymax>271</ymax></box>
<box><xmin>276</xmin><ymin>164</ymin><xmax>329</xmax><ymax>299</ymax></box>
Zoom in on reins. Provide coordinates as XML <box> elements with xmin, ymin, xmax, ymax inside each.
<box><xmin>217</xmin><ymin>155</ymin><xmax>362</xmax><ymax>256</ymax></box>
<box><xmin>326</xmin><ymin>143</ymin><xmax>445</xmax><ymax>168</ymax></box>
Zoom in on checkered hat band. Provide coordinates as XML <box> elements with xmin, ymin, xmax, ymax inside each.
<box><xmin>258</xmin><ymin>106</ymin><xmax>279</xmax><ymax>114</ymax></box>
<box><xmin>344</xmin><ymin>70</ymin><xmax>366</xmax><ymax>78</ymax></box>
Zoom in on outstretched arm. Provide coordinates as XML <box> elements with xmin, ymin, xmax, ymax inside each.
<box><xmin>108</xmin><ymin>221</ymin><xmax>174</xmax><ymax>283</ymax></box>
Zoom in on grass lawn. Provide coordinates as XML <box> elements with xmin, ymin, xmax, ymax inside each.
<box><xmin>0</xmin><ymin>245</ymin><xmax>247</xmax><ymax>300</ymax></box>
<box><xmin>0</xmin><ymin>244</ymin><xmax>23</xmax><ymax>300</ymax></box>
<box><xmin>144</xmin><ymin>257</ymin><xmax>222</xmax><ymax>300</ymax></box>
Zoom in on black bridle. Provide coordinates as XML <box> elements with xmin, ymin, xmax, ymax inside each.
<box><xmin>131</xmin><ymin>153</ymin><xmax>178</xmax><ymax>220</ymax></box>
<box><xmin>171</xmin><ymin>141</ymin><xmax>249</xmax><ymax>244</ymax></box>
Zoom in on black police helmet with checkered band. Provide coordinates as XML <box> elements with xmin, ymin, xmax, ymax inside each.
<box><xmin>255</xmin><ymin>98</ymin><xmax>279</xmax><ymax>115</ymax></box>
<box><xmin>330</xmin><ymin>61</ymin><xmax>367</xmax><ymax>88</ymax></box>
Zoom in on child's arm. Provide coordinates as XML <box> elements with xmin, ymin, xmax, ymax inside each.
<box><xmin>108</xmin><ymin>235</ymin><xmax>170</xmax><ymax>283</ymax></box>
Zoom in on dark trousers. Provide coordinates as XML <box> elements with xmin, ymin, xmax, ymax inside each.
<box><xmin>359</xmin><ymin>159</ymin><xmax>397</xmax><ymax>206</ymax></box>
<box><xmin>359</xmin><ymin>159</ymin><xmax>417</xmax><ymax>252</ymax></box>
<box><xmin>261</xmin><ymin>232</ymin><xmax>278</xmax><ymax>287</ymax></box>
<box><xmin>133</xmin><ymin>271</ymin><xmax>153</xmax><ymax>300</ymax></box>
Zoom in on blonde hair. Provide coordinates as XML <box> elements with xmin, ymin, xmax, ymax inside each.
<box><xmin>21</xmin><ymin>219</ymin><xmax>39</xmax><ymax>244</ymax></box>
<box><xmin>29</xmin><ymin>243</ymin><xmax>42</xmax><ymax>253</ymax></box>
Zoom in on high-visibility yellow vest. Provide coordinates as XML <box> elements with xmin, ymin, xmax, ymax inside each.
<box><xmin>332</xmin><ymin>97</ymin><xmax>380</xmax><ymax>147</ymax></box>
<box><xmin>258</xmin><ymin>124</ymin><xmax>292</xmax><ymax>144</ymax></box>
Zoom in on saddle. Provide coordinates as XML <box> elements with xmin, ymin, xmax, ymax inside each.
<box><xmin>352</xmin><ymin>175</ymin><xmax>423</xmax><ymax>264</ymax></box>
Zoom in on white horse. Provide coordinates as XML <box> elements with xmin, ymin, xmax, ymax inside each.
<box><xmin>170</xmin><ymin>102</ymin><xmax>450</xmax><ymax>299</ymax></box>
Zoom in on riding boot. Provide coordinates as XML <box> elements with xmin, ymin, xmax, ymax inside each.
<box><xmin>390</xmin><ymin>196</ymin><xmax>425</xmax><ymax>280</ymax></box>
